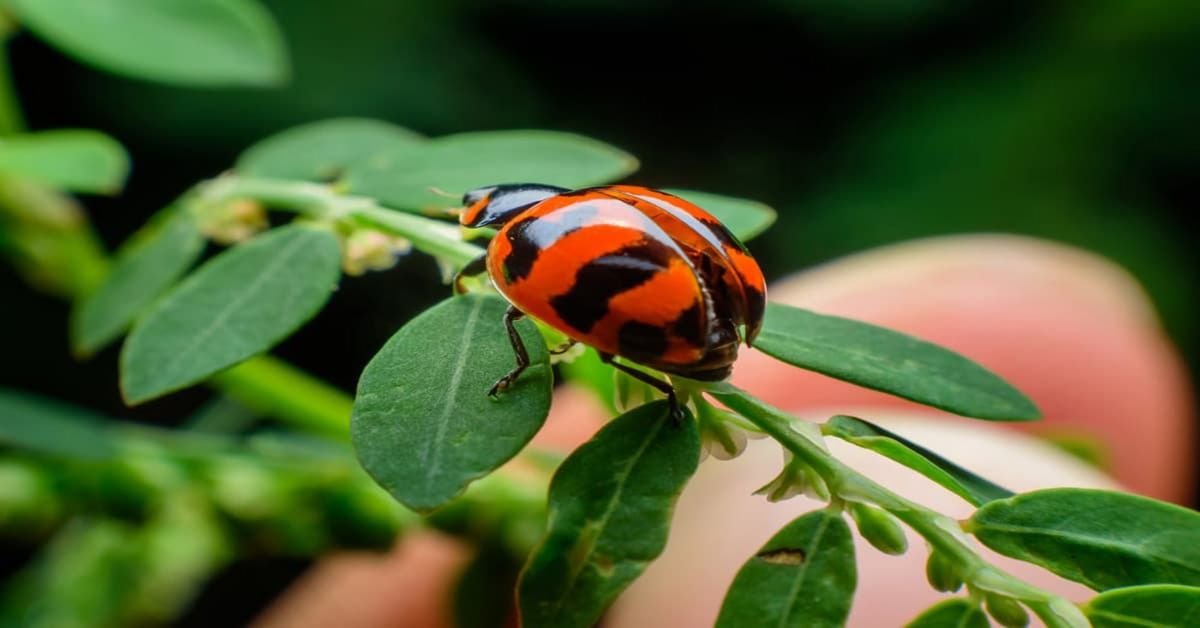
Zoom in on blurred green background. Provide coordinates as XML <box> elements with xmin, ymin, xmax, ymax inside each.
<box><xmin>2</xmin><ymin>0</ymin><xmax>1197</xmax><ymax>624</ymax></box>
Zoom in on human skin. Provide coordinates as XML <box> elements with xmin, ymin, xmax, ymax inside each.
<box><xmin>255</xmin><ymin>234</ymin><xmax>1195</xmax><ymax>628</ymax></box>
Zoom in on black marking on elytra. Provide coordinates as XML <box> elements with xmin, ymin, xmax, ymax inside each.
<box><xmin>501</xmin><ymin>202</ymin><xmax>602</xmax><ymax>284</ymax></box>
<box><xmin>618</xmin><ymin>320</ymin><xmax>669</xmax><ymax>360</ymax></box>
<box><xmin>671</xmin><ymin>300</ymin><xmax>706</xmax><ymax>348</ymax></box>
<box><xmin>549</xmin><ymin>240</ymin><xmax>673</xmax><ymax>333</ymax></box>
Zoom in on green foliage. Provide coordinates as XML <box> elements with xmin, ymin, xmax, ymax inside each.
<box><xmin>235</xmin><ymin>118</ymin><xmax>425</xmax><ymax>182</ymax></box>
<box><xmin>970</xmin><ymin>489</ymin><xmax>1200</xmax><ymax>591</ymax></box>
<box><xmin>664</xmin><ymin>189</ymin><xmax>777</xmax><ymax>241</ymax></box>
<box><xmin>985</xmin><ymin>593</ymin><xmax>1030</xmax><ymax>628</ymax></box>
<box><xmin>906</xmin><ymin>599</ymin><xmax>990</xmax><ymax>628</ymax></box>
<box><xmin>716</xmin><ymin>509</ymin><xmax>856</xmax><ymax>628</ymax></box>
<box><xmin>348</xmin><ymin>130</ymin><xmax>638</xmax><ymax>211</ymax></box>
<box><xmin>351</xmin><ymin>294</ymin><xmax>552</xmax><ymax>513</ymax></box>
<box><xmin>756</xmin><ymin>303</ymin><xmax>1041</xmax><ymax>420</ymax></box>
<box><xmin>5</xmin><ymin>0</ymin><xmax>288</xmax><ymax>86</ymax></box>
<box><xmin>72</xmin><ymin>208</ymin><xmax>206</xmax><ymax>355</ymax></box>
<box><xmin>1084</xmin><ymin>585</ymin><xmax>1200</xmax><ymax>628</ymax></box>
<box><xmin>120</xmin><ymin>223</ymin><xmax>341</xmax><ymax>403</ymax></box>
<box><xmin>925</xmin><ymin>550</ymin><xmax>963</xmax><ymax>593</ymax></box>
<box><xmin>517</xmin><ymin>401</ymin><xmax>699</xmax><ymax>628</ymax></box>
<box><xmin>0</xmin><ymin>389</ymin><xmax>116</xmax><ymax>459</ymax></box>
<box><xmin>0</xmin><ymin>130</ymin><xmax>128</xmax><ymax>194</ymax></box>
<box><xmin>824</xmin><ymin>415</ymin><xmax>1013</xmax><ymax>506</ymax></box>
<box><xmin>848</xmin><ymin>501</ymin><xmax>908</xmax><ymax>555</ymax></box>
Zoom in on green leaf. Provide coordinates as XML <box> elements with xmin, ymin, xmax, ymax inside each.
<box><xmin>756</xmin><ymin>303</ymin><xmax>1040</xmax><ymax>420</ymax></box>
<box><xmin>970</xmin><ymin>488</ymin><xmax>1200</xmax><ymax>591</ymax></box>
<box><xmin>120</xmin><ymin>224</ymin><xmax>341</xmax><ymax>403</ymax></box>
<box><xmin>716</xmin><ymin>509</ymin><xmax>856</xmax><ymax>628</ymax></box>
<box><xmin>1084</xmin><ymin>585</ymin><xmax>1200</xmax><ymax>628</ymax></box>
<box><xmin>351</xmin><ymin>294</ymin><xmax>552</xmax><ymax>513</ymax></box>
<box><xmin>906</xmin><ymin>598</ymin><xmax>989</xmax><ymax>628</ymax></box>
<box><xmin>517</xmin><ymin>401</ymin><xmax>700</xmax><ymax>628</ymax></box>
<box><xmin>0</xmin><ymin>389</ymin><xmax>116</xmax><ymax>459</ymax></box>
<box><xmin>823</xmin><ymin>415</ymin><xmax>1013</xmax><ymax>506</ymax></box>
<box><xmin>0</xmin><ymin>130</ymin><xmax>128</xmax><ymax>194</ymax></box>
<box><xmin>236</xmin><ymin>118</ymin><xmax>425</xmax><ymax>182</ymax></box>
<box><xmin>664</xmin><ymin>189</ymin><xmax>777</xmax><ymax>241</ymax></box>
<box><xmin>7</xmin><ymin>0</ymin><xmax>288</xmax><ymax>87</ymax></box>
<box><xmin>72</xmin><ymin>208</ymin><xmax>206</xmax><ymax>355</ymax></box>
<box><xmin>348</xmin><ymin>130</ymin><xmax>638</xmax><ymax>211</ymax></box>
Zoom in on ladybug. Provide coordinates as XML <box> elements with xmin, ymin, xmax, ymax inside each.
<box><xmin>455</xmin><ymin>183</ymin><xmax>766</xmax><ymax>415</ymax></box>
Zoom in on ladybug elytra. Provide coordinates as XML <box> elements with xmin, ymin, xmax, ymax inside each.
<box><xmin>455</xmin><ymin>183</ymin><xmax>766</xmax><ymax>415</ymax></box>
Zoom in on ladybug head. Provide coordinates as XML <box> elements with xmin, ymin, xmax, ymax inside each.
<box><xmin>459</xmin><ymin>183</ymin><xmax>567</xmax><ymax>228</ymax></box>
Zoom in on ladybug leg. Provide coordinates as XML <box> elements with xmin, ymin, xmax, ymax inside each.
<box><xmin>453</xmin><ymin>254</ymin><xmax>488</xmax><ymax>295</ymax></box>
<box><xmin>488</xmin><ymin>305</ymin><xmax>530</xmax><ymax>398</ymax></box>
<box><xmin>548</xmin><ymin>339</ymin><xmax>578</xmax><ymax>355</ymax></box>
<box><xmin>599</xmin><ymin>353</ymin><xmax>684</xmax><ymax>424</ymax></box>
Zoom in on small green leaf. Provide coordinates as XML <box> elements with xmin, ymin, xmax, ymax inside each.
<box><xmin>0</xmin><ymin>389</ymin><xmax>116</xmax><ymax>459</ymax></box>
<box><xmin>824</xmin><ymin>415</ymin><xmax>1013</xmax><ymax>506</ymax></box>
<box><xmin>716</xmin><ymin>509</ymin><xmax>856</xmax><ymax>628</ymax></box>
<box><xmin>970</xmin><ymin>489</ymin><xmax>1200</xmax><ymax>591</ymax></box>
<box><xmin>351</xmin><ymin>294</ymin><xmax>552</xmax><ymax>513</ymax></box>
<box><xmin>120</xmin><ymin>224</ymin><xmax>341</xmax><ymax>403</ymax></box>
<box><xmin>7</xmin><ymin>0</ymin><xmax>288</xmax><ymax>87</ymax></box>
<box><xmin>517</xmin><ymin>401</ymin><xmax>700</xmax><ymax>628</ymax></box>
<box><xmin>1084</xmin><ymin>585</ymin><xmax>1200</xmax><ymax>628</ymax></box>
<box><xmin>664</xmin><ymin>189</ymin><xmax>777</xmax><ymax>241</ymax></box>
<box><xmin>236</xmin><ymin>118</ymin><xmax>425</xmax><ymax>182</ymax></box>
<box><xmin>72</xmin><ymin>208</ymin><xmax>206</xmax><ymax>355</ymax></box>
<box><xmin>906</xmin><ymin>598</ymin><xmax>990</xmax><ymax>628</ymax></box>
<box><xmin>348</xmin><ymin>130</ymin><xmax>638</xmax><ymax>211</ymax></box>
<box><xmin>756</xmin><ymin>303</ymin><xmax>1040</xmax><ymax>420</ymax></box>
<box><xmin>0</xmin><ymin>130</ymin><xmax>128</xmax><ymax>194</ymax></box>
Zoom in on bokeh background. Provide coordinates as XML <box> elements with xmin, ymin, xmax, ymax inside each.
<box><xmin>2</xmin><ymin>1</ymin><xmax>1197</xmax><ymax>624</ymax></box>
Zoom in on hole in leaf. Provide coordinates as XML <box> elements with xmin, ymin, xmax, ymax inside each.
<box><xmin>757</xmin><ymin>547</ymin><xmax>806</xmax><ymax>565</ymax></box>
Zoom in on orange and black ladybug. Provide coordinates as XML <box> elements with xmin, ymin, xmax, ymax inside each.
<box><xmin>456</xmin><ymin>183</ymin><xmax>766</xmax><ymax>415</ymax></box>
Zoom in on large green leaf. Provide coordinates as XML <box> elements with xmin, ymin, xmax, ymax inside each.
<box><xmin>0</xmin><ymin>389</ymin><xmax>116</xmax><ymax>459</ymax></box>
<box><xmin>351</xmin><ymin>294</ymin><xmax>552</xmax><ymax>513</ymax></box>
<box><xmin>7</xmin><ymin>0</ymin><xmax>288</xmax><ymax>87</ymax></box>
<box><xmin>905</xmin><ymin>598</ymin><xmax>990</xmax><ymax>628</ymax></box>
<box><xmin>1084</xmin><ymin>585</ymin><xmax>1200</xmax><ymax>628</ymax></box>
<box><xmin>665</xmin><ymin>189</ymin><xmax>777</xmax><ymax>241</ymax></box>
<box><xmin>120</xmin><ymin>224</ymin><xmax>341</xmax><ymax>403</ymax></box>
<box><xmin>517</xmin><ymin>401</ymin><xmax>700</xmax><ymax>628</ymax></box>
<box><xmin>970</xmin><ymin>489</ymin><xmax>1200</xmax><ymax>591</ymax></box>
<box><xmin>235</xmin><ymin>118</ymin><xmax>425</xmax><ymax>182</ymax></box>
<box><xmin>755</xmin><ymin>303</ymin><xmax>1040</xmax><ymax>420</ymax></box>
<box><xmin>823</xmin><ymin>415</ymin><xmax>1013</xmax><ymax>506</ymax></box>
<box><xmin>716</xmin><ymin>509</ymin><xmax>856</xmax><ymax>628</ymax></box>
<box><xmin>72</xmin><ymin>209</ymin><xmax>206</xmax><ymax>355</ymax></box>
<box><xmin>348</xmin><ymin>130</ymin><xmax>638</xmax><ymax>211</ymax></box>
<box><xmin>0</xmin><ymin>130</ymin><xmax>128</xmax><ymax>194</ymax></box>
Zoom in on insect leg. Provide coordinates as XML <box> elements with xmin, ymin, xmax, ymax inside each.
<box><xmin>453</xmin><ymin>254</ymin><xmax>488</xmax><ymax>295</ymax></box>
<box><xmin>489</xmin><ymin>306</ymin><xmax>530</xmax><ymax>398</ymax></box>
<box><xmin>599</xmin><ymin>353</ymin><xmax>683</xmax><ymax>424</ymax></box>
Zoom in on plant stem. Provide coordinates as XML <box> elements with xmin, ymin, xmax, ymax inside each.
<box><xmin>209</xmin><ymin>357</ymin><xmax>352</xmax><ymax>440</ymax></box>
<box><xmin>709</xmin><ymin>384</ymin><xmax>1090</xmax><ymax>628</ymax></box>
<box><xmin>0</xmin><ymin>27</ymin><xmax>26</xmax><ymax>135</ymax></box>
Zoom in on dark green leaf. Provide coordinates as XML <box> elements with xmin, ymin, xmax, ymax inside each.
<box><xmin>72</xmin><ymin>209</ymin><xmax>206</xmax><ymax>355</ymax></box>
<box><xmin>517</xmin><ymin>401</ymin><xmax>700</xmax><ymax>628</ymax></box>
<box><xmin>7</xmin><ymin>0</ymin><xmax>288</xmax><ymax>87</ymax></box>
<box><xmin>348</xmin><ymin>130</ymin><xmax>638</xmax><ymax>211</ymax></box>
<box><xmin>970</xmin><ymin>489</ymin><xmax>1200</xmax><ymax>591</ymax></box>
<box><xmin>664</xmin><ymin>189</ymin><xmax>777</xmax><ymax>241</ymax></box>
<box><xmin>716</xmin><ymin>509</ymin><xmax>856</xmax><ymax>628</ymax></box>
<box><xmin>0</xmin><ymin>389</ymin><xmax>116</xmax><ymax>459</ymax></box>
<box><xmin>906</xmin><ymin>598</ymin><xmax>990</xmax><ymax>628</ymax></box>
<box><xmin>236</xmin><ymin>118</ymin><xmax>425</xmax><ymax>182</ymax></box>
<box><xmin>1084</xmin><ymin>585</ymin><xmax>1200</xmax><ymax>628</ymax></box>
<box><xmin>756</xmin><ymin>303</ymin><xmax>1040</xmax><ymax>420</ymax></box>
<box><xmin>824</xmin><ymin>415</ymin><xmax>1013</xmax><ymax>506</ymax></box>
<box><xmin>121</xmin><ymin>224</ymin><xmax>341</xmax><ymax>403</ymax></box>
<box><xmin>0</xmin><ymin>130</ymin><xmax>128</xmax><ymax>194</ymax></box>
<box><xmin>351</xmin><ymin>294</ymin><xmax>552</xmax><ymax>513</ymax></box>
